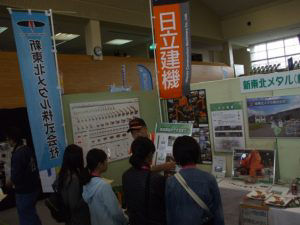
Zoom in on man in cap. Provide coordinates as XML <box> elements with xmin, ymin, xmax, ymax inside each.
<box><xmin>127</xmin><ymin>117</ymin><xmax>176</xmax><ymax>172</ymax></box>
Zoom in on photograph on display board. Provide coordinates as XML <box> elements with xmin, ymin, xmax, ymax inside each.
<box><xmin>247</xmin><ymin>95</ymin><xmax>300</xmax><ymax>138</ymax></box>
<box><xmin>166</xmin><ymin>90</ymin><xmax>211</xmax><ymax>164</ymax></box>
<box><xmin>167</xmin><ymin>89</ymin><xmax>208</xmax><ymax>125</ymax></box>
<box><xmin>232</xmin><ymin>149</ymin><xmax>275</xmax><ymax>184</ymax></box>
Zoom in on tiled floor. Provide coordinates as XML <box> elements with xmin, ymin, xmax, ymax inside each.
<box><xmin>0</xmin><ymin>200</ymin><xmax>60</xmax><ymax>225</ymax></box>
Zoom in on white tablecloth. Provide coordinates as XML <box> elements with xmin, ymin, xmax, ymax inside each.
<box><xmin>218</xmin><ymin>178</ymin><xmax>300</xmax><ymax>225</ymax></box>
<box><xmin>268</xmin><ymin>207</ymin><xmax>300</xmax><ymax>225</ymax></box>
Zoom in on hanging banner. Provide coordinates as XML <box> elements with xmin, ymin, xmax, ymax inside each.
<box><xmin>137</xmin><ymin>65</ymin><xmax>153</xmax><ymax>91</ymax></box>
<box><xmin>210</xmin><ymin>102</ymin><xmax>245</xmax><ymax>153</ymax></box>
<box><xmin>10</xmin><ymin>9</ymin><xmax>66</xmax><ymax>171</ymax></box>
<box><xmin>152</xmin><ymin>0</ymin><xmax>191</xmax><ymax>99</ymax></box>
<box><xmin>240</xmin><ymin>70</ymin><xmax>300</xmax><ymax>93</ymax></box>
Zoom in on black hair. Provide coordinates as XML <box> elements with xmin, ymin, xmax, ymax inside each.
<box><xmin>5</xmin><ymin>127</ymin><xmax>24</xmax><ymax>148</ymax></box>
<box><xmin>129</xmin><ymin>137</ymin><xmax>155</xmax><ymax>169</ymax></box>
<box><xmin>81</xmin><ymin>148</ymin><xmax>107</xmax><ymax>185</ymax></box>
<box><xmin>57</xmin><ymin>144</ymin><xmax>84</xmax><ymax>190</ymax></box>
<box><xmin>173</xmin><ymin>136</ymin><xmax>199</xmax><ymax>166</ymax></box>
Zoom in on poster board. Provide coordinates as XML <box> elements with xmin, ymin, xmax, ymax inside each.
<box><xmin>166</xmin><ymin>89</ymin><xmax>212</xmax><ymax>164</ymax></box>
<box><xmin>212</xmin><ymin>156</ymin><xmax>226</xmax><ymax>179</ymax></box>
<box><xmin>239</xmin><ymin>204</ymin><xmax>269</xmax><ymax>225</ymax></box>
<box><xmin>70</xmin><ymin>98</ymin><xmax>140</xmax><ymax>162</ymax></box>
<box><xmin>210</xmin><ymin>101</ymin><xmax>245</xmax><ymax>152</ymax></box>
<box><xmin>154</xmin><ymin>123</ymin><xmax>193</xmax><ymax>166</ymax></box>
<box><xmin>247</xmin><ymin>95</ymin><xmax>300</xmax><ymax>138</ymax></box>
<box><xmin>0</xmin><ymin>142</ymin><xmax>12</xmax><ymax>189</ymax></box>
<box><xmin>232</xmin><ymin>148</ymin><xmax>275</xmax><ymax>184</ymax></box>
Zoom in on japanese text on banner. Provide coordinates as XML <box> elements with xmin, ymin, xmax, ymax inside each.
<box><xmin>240</xmin><ymin>70</ymin><xmax>300</xmax><ymax>93</ymax></box>
<box><xmin>29</xmin><ymin>40</ymin><xmax>59</xmax><ymax>159</ymax></box>
<box><xmin>153</xmin><ymin>3</ymin><xmax>184</xmax><ymax>99</ymax></box>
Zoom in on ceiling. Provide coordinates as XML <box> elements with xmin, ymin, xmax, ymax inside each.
<box><xmin>0</xmin><ymin>7</ymin><xmax>153</xmax><ymax>55</ymax></box>
<box><xmin>200</xmin><ymin>0</ymin><xmax>278</xmax><ymax>17</ymax></box>
<box><xmin>0</xmin><ymin>5</ymin><xmax>223</xmax><ymax>56</ymax></box>
<box><xmin>0</xmin><ymin>1</ymin><xmax>298</xmax><ymax>56</ymax></box>
<box><xmin>231</xmin><ymin>23</ymin><xmax>300</xmax><ymax>47</ymax></box>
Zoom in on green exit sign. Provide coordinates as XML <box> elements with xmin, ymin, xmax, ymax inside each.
<box><xmin>149</xmin><ymin>43</ymin><xmax>156</xmax><ymax>50</ymax></box>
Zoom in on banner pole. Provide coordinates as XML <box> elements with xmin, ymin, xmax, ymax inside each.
<box><xmin>148</xmin><ymin>0</ymin><xmax>162</xmax><ymax>123</ymax></box>
<box><xmin>48</xmin><ymin>9</ymin><xmax>68</xmax><ymax>145</ymax></box>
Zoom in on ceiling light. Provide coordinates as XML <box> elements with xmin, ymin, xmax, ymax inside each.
<box><xmin>105</xmin><ymin>39</ymin><xmax>132</xmax><ymax>45</ymax></box>
<box><xmin>0</xmin><ymin>27</ymin><xmax>8</xmax><ymax>34</ymax></box>
<box><xmin>54</xmin><ymin>33</ymin><xmax>80</xmax><ymax>41</ymax></box>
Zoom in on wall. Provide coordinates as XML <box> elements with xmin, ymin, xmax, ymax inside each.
<box><xmin>189</xmin><ymin>0</ymin><xmax>223</xmax><ymax>40</ymax></box>
<box><xmin>121</xmin><ymin>43</ymin><xmax>149</xmax><ymax>58</ymax></box>
<box><xmin>0</xmin><ymin>51</ymin><xmax>234</xmax><ymax>109</ymax></box>
<box><xmin>233</xmin><ymin>48</ymin><xmax>251</xmax><ymax>75</ymax></box>
<box><xmin>210</xmin><ymin>51</ymin><xmax>225</xmax><ymax>64</ymax></box>
<box><xmin>191</xmin><ymin>78</ymin><xmax>300</xmax><ymax>181</ymax></box>
<box><xmin>222</xmin><ymin>0</ymin><xmax>300</xmax><ymax>39</ymax></box>
<box><xmin>192</xmin><ymin>49</ymin><xmax>210</xmax><ymax>62</ymax></box>
<box><xmin>62</xmin><ymin>90</ymin><xmax>161</xmax><ymax>186</ymax></box>
<box><xmin>2</xmin><ymin>0</ymin><xmax>223</xmax><ymax>41</ymax></box>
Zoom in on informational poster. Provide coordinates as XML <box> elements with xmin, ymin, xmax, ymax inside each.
<box><xmin>247</xmin><ymin>95</ymin><xmax>300</xmax><ymax>138</ymax></box>
<box><xmin>70</xmin><ymin>98</ymin><xmax>140</xmax><ymax>162</ymax></box>
<box><xmin>212</xmin><ymin>156</ymin><xmax>226</xmax><ymax>179</ymax></box>
<box><xmin>154</xmin><ymin>123</ymin><xmax>193</xmax><ymax>166</ymax></box>
<box><xmin>167</xmin><ymin>89</ymin><xmax>212</xmax><ymax>164</ymax></box>
<box><xmin>0</xmin><ymin>142</ymin><xmax>12</xmax><ymax>189</ymax></box>
<box><xmin>211</xmin><ymin>102</ymin><xmax>245</xmax><ymax>152</ymax></box>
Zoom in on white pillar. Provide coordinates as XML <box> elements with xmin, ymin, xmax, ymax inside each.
<box><xmin>223</xmin><ymin>42</ymin><xmax>234</xmax><ymax>67</ymax></box>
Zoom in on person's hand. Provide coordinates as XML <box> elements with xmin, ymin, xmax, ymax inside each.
<box><xmin>163</xmin><ymin>161</ymin><xmax>176</xmax><ymax>171</ymax></box>
<box><xmin>151</xmin><ymin>161</ymin><xmax>176</xmax><ymax>172</ymax></box>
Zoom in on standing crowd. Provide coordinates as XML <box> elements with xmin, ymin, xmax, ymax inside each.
<box><xmin>5</xmin><ymin>118</ymin><xmax>224</xmax><ymax>225</ymax></box>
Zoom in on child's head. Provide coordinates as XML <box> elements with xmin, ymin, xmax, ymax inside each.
<box><xmin>86</xmin><ymin>148</ymin><xmax>108</xmax><ymax>173</ymax></box>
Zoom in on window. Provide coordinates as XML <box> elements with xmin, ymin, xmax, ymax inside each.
<box><xmin>250</xmin><ymin>37</ymin><xmax>300</xmax><ymax>70</ymax></box>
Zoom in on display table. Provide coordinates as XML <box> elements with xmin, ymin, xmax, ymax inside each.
<box><xmin>218</xmin><ymin>178</ymin><xmax>300</xmax><ymax>225</ymax></box>
<box><xmin>269</xmin><ymin>207</ymin><xmax>300</xmax><ymax>225</ymax></box>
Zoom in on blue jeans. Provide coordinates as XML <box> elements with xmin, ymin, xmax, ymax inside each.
<box><xmin>15</xmin><ymin>191</ymin><xmax>42</xmax><ymax>225</ymax></box>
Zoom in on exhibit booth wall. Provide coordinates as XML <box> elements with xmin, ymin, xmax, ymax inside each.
<box><xmin>0</xmin><ymin>52</ymin><xmax>233</xmax><ymax>109</ymax></box>
<box><xmin>190</xmin><ymin>78</ymin><xmax>300</xmax><ymax>181</ymax></box>
<box><xmin>62</xmin><ymin>90</ymin><xmax>160</xmax><ymax>186</ymax></box>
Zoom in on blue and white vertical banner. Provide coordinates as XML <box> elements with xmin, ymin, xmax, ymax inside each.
<box><xmin>9</xmin><ymin>9</ymin><xmax>66</xmax><ymax>171</ymax></box>
<box><xmin>137</xmin><ymin>64</ymin><xmax>153</xmax><ymax>91</ymax></box>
